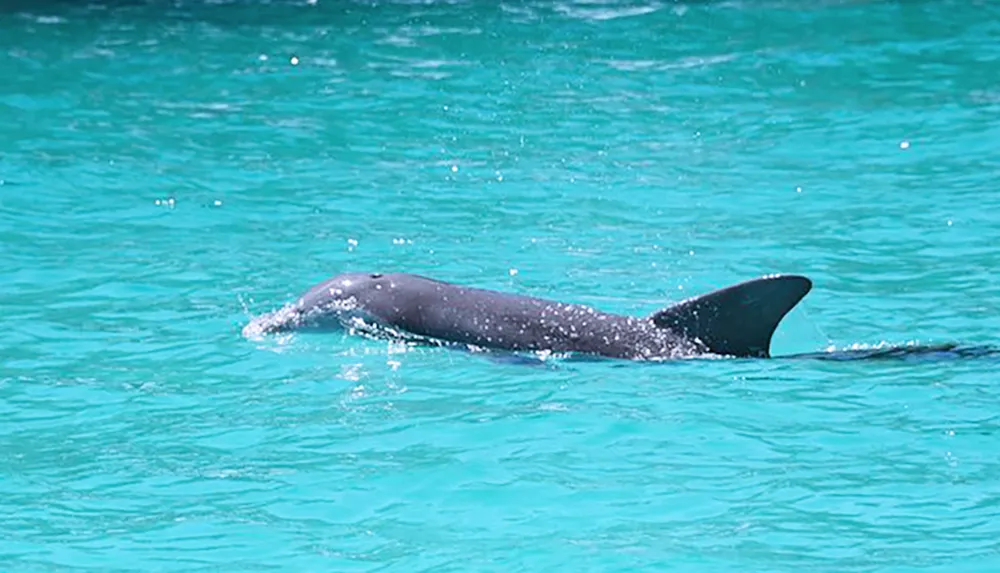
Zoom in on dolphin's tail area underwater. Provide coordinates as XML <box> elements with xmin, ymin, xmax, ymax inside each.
<box><xmin>650</xmin><ymin>274</ymin><xmax>813</xmax><ymax>358</ymax></box>
<box><xmin>785</xmin><ymin>342</ymin><xmax>1000</xmax><ymax>362</ymax></box>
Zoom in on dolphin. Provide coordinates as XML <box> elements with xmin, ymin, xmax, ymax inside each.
<box><xmin>242</xmin><ymin>272</ymin><xmax>814</xmax><ymax>360</ymax></box>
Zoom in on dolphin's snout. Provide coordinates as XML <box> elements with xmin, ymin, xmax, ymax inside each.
<box><xmin>242</xmin><ymin>276</ymin><xmax>373</xmax><ymax>339</ymax></box>
<box><xmin>242</xmin><ymin>304</ymin><xmax>304</xmax><ymax>338</ymax></box>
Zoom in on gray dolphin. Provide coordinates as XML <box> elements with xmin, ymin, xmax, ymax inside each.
<box><xmin>242</xmin><ymin>272</ymin><xmax>813</xmax><ymax>360</ymax></box>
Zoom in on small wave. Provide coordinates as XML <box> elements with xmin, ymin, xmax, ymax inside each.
<box><xmin>597</xmin><ymin>53</ymin><xmax>739</xmax><ymax>72</ymax></box>
<box><xmin>554</xmin><ymin>1</ymin><xmax>663</xmax><ymax>21</ymax></box>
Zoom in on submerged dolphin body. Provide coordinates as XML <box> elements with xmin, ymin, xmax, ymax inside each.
<box><xmin>243</xmin><ymin>272</ymin><xmax>813</xmax><ymax>360</ymax></box>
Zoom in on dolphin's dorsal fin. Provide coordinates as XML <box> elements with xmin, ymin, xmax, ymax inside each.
<box><xmin>650</xmin><ymin>275</ymin><xmax>812</xmax><ymax>358</ymax></box>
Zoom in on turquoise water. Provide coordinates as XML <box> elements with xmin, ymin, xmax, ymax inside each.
<box><xmin>3</xmin><ymin>0</ymin><xmax>1000</xmax><ymax>570</ymax></box>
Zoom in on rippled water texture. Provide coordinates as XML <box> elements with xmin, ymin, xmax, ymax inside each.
<box><xmin>3</xmin><ymin>0</ymin><xmax>1000</xmax><ymax>571</ymax></box>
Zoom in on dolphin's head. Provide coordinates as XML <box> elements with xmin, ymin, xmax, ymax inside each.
<box><xmin>242</xmin><ymin>272</ymin><xmax>390</xmax><ymax>337</ymax></box>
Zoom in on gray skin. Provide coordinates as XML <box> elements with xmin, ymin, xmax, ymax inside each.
<box><xmin>243</xmin><ymin>272</ymin><xmax>815</xmax><ymax>360</ymax></box>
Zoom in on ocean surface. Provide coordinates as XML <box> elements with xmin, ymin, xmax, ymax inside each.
<box><xmin>3</xmin><ymin>0</ymin><xmax>1000</xmax><ymax>570</ymax></box>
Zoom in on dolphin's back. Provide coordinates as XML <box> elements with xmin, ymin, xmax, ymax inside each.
<box><xmin>368</xmin><ymin>273</ymin><xmax>811</xmax><ymax>359</ymax></box>
<box><xmin>369</xmin><ymin>275</ymin><xmax>678</xmax><ymax>359</ymax></box>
